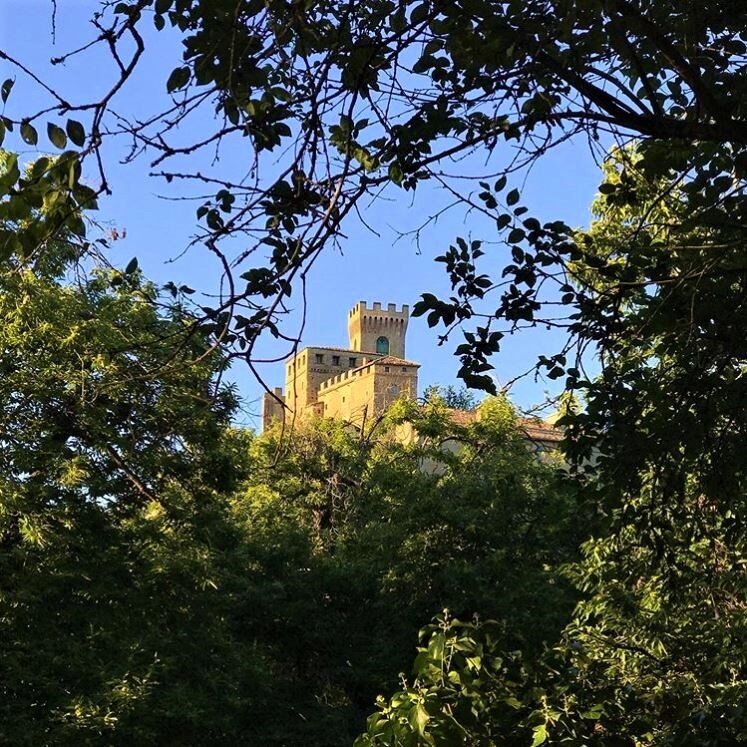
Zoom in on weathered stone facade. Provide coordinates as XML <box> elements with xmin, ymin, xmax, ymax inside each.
<box><xmin>263</xmin><ymin>301</ymin><xmax>419</xmax><ymax>430</ymax></box>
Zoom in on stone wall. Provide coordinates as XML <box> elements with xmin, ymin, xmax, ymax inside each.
<box><xmin>347</xmin><ymin>301</ymin><xmax>409</xmax><ymax>358</ymax></box>
<box><xmin>262</xmin><ymin>387</ymin><xmax>285</xmax><ymax>427</ymax></box>
<box><xmin>261</xmin><ymin>300</ymin><xmax>414</xmax><ymax>432</ymax></box>
<box><xmin>318</xmin><ymin>358</ymin><xmax>419</xmax><ymax>425</ymax></box>
<box><xmin>284</xmin><ymin>347</ymin><xmax>378</xmax><ymax>418</ymax></box>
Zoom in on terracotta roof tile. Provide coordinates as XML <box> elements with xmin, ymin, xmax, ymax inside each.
<box><xmin>365</xmin><ymin>355</ymin><xmax>420</xmax><ymax>367</ymax></box>
<box><xmin>442</xmin><ymin>410</ymin><xmax>563</xmax><ymax>441</ymax></box>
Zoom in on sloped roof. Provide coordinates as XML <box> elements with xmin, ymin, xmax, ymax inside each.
<box><xmin>519</xmin><ymin>419</ymin><xmax>564</xmax><ymax>443</ymax></box>
<box><xmin>445</xmin><ymin>408</ymin><xmax>479</xmax><ymax>426</ymax></box>
<box><xmin>442</xmin><ymin>409</ymin><xmax>563</xmax><ymax>443</ymax></box>
<box><xmin>353</xmin><ymin>353</ymin><xmax>420</xmax><ymax>371</ymax></box>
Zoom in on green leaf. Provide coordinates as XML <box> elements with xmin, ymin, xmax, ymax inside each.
<box><xmin>0</xmin><ymin>119</ymin><xmax>4</xmax><ymax>148</ymax></box>
<box><xmin>388</xmin><ymin>162</ymin><xmax>403</xmax><ymax>186</ymax></box>
<box><xmin>581</xmin><ymin>704</ymin><xmax>604</xmax><ymax>720</ymax></box>
<box><xmin>30</xmin><ymin>157</ymin><xmax>51</xmax><ymax>180</ymax></box>
<box><xmin>155</xmin><ymin>0</ymin><xmax>173</xmax><ymax>12</ymax></box>
<box><xmin>21</xmin><ymin>121</ymin><xmax>38</xmax><ymax>146</ymax></box>
<box><xmin>409</xmin><ymin>704</ymin><xmax>430</xmax><ymax>736</ymax></box>
<box><xmin>66</xmin><ymin>119</ymin><xmax>86</xmax><ymax>147</ymax></box>
<box><xmin>47</xmin><ymin>122</ymin><xmax>67</xmax><ymax>149</ymax></box>
<box><xmin>167</xmin><ymin>66</ymin><xmax>191</xmax><ymax>92</ymax></box>
<box><xmin>427</xmin><ymin>632</ymin><xmax>445</xmax><ymax>661</ymax></box>
<box><xmin>506</xmin><ymin>188</ymin><xmax>520</xmax><ymax>206</ymax></box>
<box><xmin>410</xmin><ymin>3</ymin><xmax>430</xmax><ymax>24</ymax></box>
<box><xmin>125</xmin><ymin>257</ymin><xmax>139</xmax><ymax>274</ymax></box>
<box><xmin>531</xmin><ymin>724</ymin><xmax>548</xmax><ymax>746</ymax></box>
<box><xmin>496</xmin><ymin>213</ymin><xmax>511</xmax><ymax>230</ymax></box>
<box><xmin>1</xmin><ymin>78</ymin><xmax>13</xmax><ymax>103</ymax></box>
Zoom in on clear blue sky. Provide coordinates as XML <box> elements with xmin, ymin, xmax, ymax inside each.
<box><xmin>2</xmin><ymin>2</ymin><xmax>603</xmax><ymax>428</ymax></box>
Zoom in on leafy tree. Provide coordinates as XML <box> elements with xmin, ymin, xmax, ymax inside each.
<box><xmin>423</xmin><ymin>384</ymin><xmax>479</xmax><ymax>411</ymax></box>
<box><xmin>231</xmin><ymin>396</ymin><xmax>584</xmax><ymax>744</ymax></box>
<box><xmin>0</xmin><ymin>148</ymin><xmax>584</xmax><ymax>744</ymax></box>
<box><xmin>0</xmin><ymin>152</ymin><xmax>266</xmax><ymax>745</ymax></box>
<box><xmin>358</xmin><ymin>148</ymin><xmax>747</xmax><ymax>746</ymax></box>
<box><xmin>4</xmin><ymin>5</ymin><xmax>747</xmax><ymax>743</ymax></box>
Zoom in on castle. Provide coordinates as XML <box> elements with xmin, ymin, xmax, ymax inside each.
<box><xmin>262</xmin><ymin>301</ymin><xmax>564</xmax><ymax>453</ymax></box>
<box><xmin>263</xmin><ymin>301</ymin><xmax>420</xmax><ymax>429</ymax></box>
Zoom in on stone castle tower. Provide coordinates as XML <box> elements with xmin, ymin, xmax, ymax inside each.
<box><xmin>347</xmin><ymin>301</ymin><xmax>409</xmax><ymax>359</ymax></box>
<box><xmin>263</xmin><ymin>301</ymin><xmax>418</xmax><ymax>430</ymax></box>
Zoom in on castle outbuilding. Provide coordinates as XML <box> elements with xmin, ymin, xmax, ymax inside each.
<box><xmin>262</xmin><ymin>301</ymin><xmax>419</xmax><ymax>429</ymax></box>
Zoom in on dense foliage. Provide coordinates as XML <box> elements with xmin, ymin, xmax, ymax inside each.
<box><xmin>2</xmin><ymin>3</ymin><xmax>747</xmax><ymax>744</ymax></box>
<box><xmin>357</xmin><ymin>150</ymin><xmax>747</xmax><ymax>745</ymax></box>
<box><xmin>0</xmin><ymin>171</ymin><xmax>582</xmax><ymax>742</ymax></box>
<box><xmin>0</xmin><ymin>161</ymin><xmax>257</xmax><ymax>742</ymax></box>
<box><xmin>237</xmin><ymin>398</ymin><xmax>583</xmax><ymax>743</ymax></box>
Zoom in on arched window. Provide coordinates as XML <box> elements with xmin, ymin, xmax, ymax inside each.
<box><xmin>376</xmin><ymin>336</ymin><xmax>389</xmax><ymax>354</ymax></box>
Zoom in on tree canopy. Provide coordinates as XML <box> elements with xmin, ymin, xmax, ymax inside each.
<box><xmin>1</xmin><ymin>3</ymin><xmax>747</xmax><ymax>745</ymax></box>
<box><xmin>357</xmin><ymin>145</ymin><xmax>747</xmax><ymax>747</ymax></box>
<box><xmin>0</xmin><ymin>225</ymin><xmax>584</xmax><ymax>743</ymax></box>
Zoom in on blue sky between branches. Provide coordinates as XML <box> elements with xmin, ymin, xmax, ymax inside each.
<box><xmin>2</xmin><ymin>1</ymin><xmax>603</xmax><ymax>427</ymax></box>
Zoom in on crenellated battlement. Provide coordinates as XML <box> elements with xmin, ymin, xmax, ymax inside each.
<box><xmin>319</xmin><ymin>365</ymin><xmax>371</xmax><ymax>392</ymax></box>
<box><xmin>348</xmin><ymin>300</ymin><xmax>409</xmax><ymax>358</ymax></box>
<box><xmin>348</xmin><ymin>301</ymin><xmax>410</xmax><ymax>317</ymax></box>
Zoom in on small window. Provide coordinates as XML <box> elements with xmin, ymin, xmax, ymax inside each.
<box><xmin>376</xmin><ymin>336</ymin><xmax>390</xmax><ymax>354</ymax></box>
<box><xmin>401</xmin><ymin>366</ymin><xmax>407</xmax><ymax>372</ymax></box>
<box><xmin>332</xmin><ymin>355</ymin><xmax>340</xmax><ymax>365</ymax></box>
<box><xmin>384</xmin><ymin>366</ymin><xmax>390</xmax><ymax>372</ymax></box>
<box><xmin>315</xmin><ymin>353</ymin><xmax>324</xmax><ymax>364</ymax></box>
<box><xmin>349</xmin><ymin>357</ymin><xmax>357</xmax><ymax>367</ymax></box>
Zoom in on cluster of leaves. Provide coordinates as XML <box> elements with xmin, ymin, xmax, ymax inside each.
<box><xmin>0</xmin><ymin>154</ymin><xmax>266</xmax><ymax>744</ymax></box>
<box><xmin>0</xmin><ymin>147</ymin><xmax>96</xmax><ymax>265</ymax></box>
<box><xmin>355</xmin><ymin>615</ymin><xmax>538</xmax><ymax>747</ymax></box>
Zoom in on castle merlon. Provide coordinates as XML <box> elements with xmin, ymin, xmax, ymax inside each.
<box><xmin>349</xmin><ymin>301</ymin><xmax>410</xmax><ymax>317</ymax></box>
